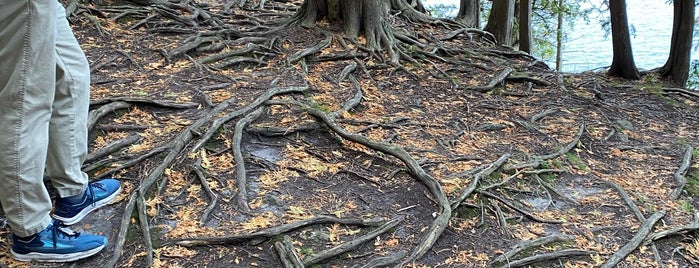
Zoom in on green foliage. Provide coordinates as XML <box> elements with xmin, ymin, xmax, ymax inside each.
<box><xmin>679</xmin><ymin>200</ymin><xmax>695</xmax><ymax>213</ymax></box>
<box><xmin>426</xmin><ymin>3</ymin><xmax>458</xmax><ymax>18</ymax></box>
<box><xmin>565</xmin><ymin>152</ymin><xmax>588</xmax><ymax>171</ymax></box>
<box><xmin>685</xmin><ymin>170</ymin><xmax>699</xmax><ymax>196</ymax></box>
<box><xmin>687</xmin><ymin>60</ymin><xmax>699</xmax><ymax>90</ymax></box>
<box><xmin>300</xmin><ymin>247</ymin><xmax>314</xmax><ymax>256</ymax></box>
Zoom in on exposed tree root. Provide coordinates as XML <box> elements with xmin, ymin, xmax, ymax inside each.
<box><xmin>274</xmin><ymin>235</ymin><xmax>304</xmax><ymax>268</ymax></box>
<box><xmin>491</xmin><ymin>234</ymin><xmax>576</xmax><ymax>265</ymax></box>
<box><xmin>450</xmin><ymin>153</ymin><xmax>510</xmax><ymax>209</ymax></box>
<box><xmin>168</xmin><ymin>216</ymin><xmax>390</xmax><ymax>246</ymax></box>
<box><xmin>232</xmin><ymin>107</ymin><xmax>265</xmax><ymax>214</ymax></box>
<box><xmin>302</xmin><ymin>216</ymin><xmax>403</xmax><ymax>266</ymax></box>
<box><xmin>505</xmin><ymin>123</ymin><xmax>585</xmax><ymax>171</ymax></box>
<box><xmin>465</xmin><ymin>66</ymin><xmax>514</xmax><ymax>92</ymax></box>
<box><xmin>601</xmin><ymin>210</ymin><xmax>666</xmax><ymax>268</ymax></box>
<box><xmin>85</xmin><ymin>135</ymin><xmax>141</xmax><ymax>163</ymax></box>
<box><xmin>670</xmin><ymin>145</ymin><xmax>694</xmax><ymax>199</ymax></box>
<box><xmin>645</xmin><ymin>211</ymin><xmax>699</xmax><ymax>244</ymax></box>
<box><xmin>496</xmin><ymin>249</ymin><xmax>595</xmax><ymax>268</ymax></box>
<box><xmin>298</xmin><ymin>103</ymin><xmax>451</xmax><ymax>265</ymax></box>
<box><xmin>106</xmin><ymin>85</ymin><xmax>306</xmax><ymax>267</ymax></box>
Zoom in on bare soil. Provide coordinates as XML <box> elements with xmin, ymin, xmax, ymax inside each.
<box><xmin>1</xmin><ymin>1</ymin><xmax>699</xmax><ymax>267</ymax></box>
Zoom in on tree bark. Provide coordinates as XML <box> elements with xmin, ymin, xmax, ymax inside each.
<box><xmin>518</xmin><ymin>0</ymin><xmax>532</xmax><ymax>53</ymax></box>
<box><xmin>659</xmin><ymin>0</ymin><xmax>695</xmax><ymax>87</ymax></box>
<box><xmin>607</xmin><ymin>0</ymin><xmax>640</xmax><ymax>80</ymax></box>
<box><xmin>456</xmin><ymin>0</ymin><xmax>479</xmax><ymax>28</ymax></box>
<box><xmin>484</xmin><ymin>0</ymin><xmax>515</xmax><ymax>46</ymax></box>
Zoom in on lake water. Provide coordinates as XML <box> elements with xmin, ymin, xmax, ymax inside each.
<box><xmin>423</xmin><ymin>0</ymin><xmax>697</xmax><ymax>73</ymax></box>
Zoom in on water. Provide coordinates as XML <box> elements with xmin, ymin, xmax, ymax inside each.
<box><xmin>423</xmin><ymin>0</ymin><xmax>697</xmax><ymax>73</ymax></box>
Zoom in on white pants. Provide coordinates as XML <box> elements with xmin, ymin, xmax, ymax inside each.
<box><xmin>0</xmin><ymin>0</ymin><xmax>90</xmax><ymax>237</ymax></box>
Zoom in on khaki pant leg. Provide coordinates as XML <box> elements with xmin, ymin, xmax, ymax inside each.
<box><xmin>45</xmin><ymin>2</ymin><xmax>90</xmax><ymax>197</ymax></box>
<box><xmin>0</xmin><ymin>0</ymin><xmax>57</xmax><ymax>237</ymax></box>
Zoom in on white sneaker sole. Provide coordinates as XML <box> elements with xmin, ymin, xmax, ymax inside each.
<box><xmin>11</xmin><ymin>244</ymin><xmax>105</xmax><ymax>262</ymax></box>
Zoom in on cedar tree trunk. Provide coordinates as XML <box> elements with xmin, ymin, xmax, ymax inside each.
<box><xmin>518</xmin><ymin>0</ymin><xmax>532</xmax><ymax>53</ymax></box>
<box><xmin>659</xmin><ymin>0</ymin><xmax>695</xmax><ymax>87</ymax></box>
<box><xmin>607</xmin><ymin>0</ymin><xmax>640</xmax><ymax>79</ymax></box>
<box><xmin>484</xmin><ymin>0</ymin><xmax>515</xmax><ymax>46</ymax></box>
<box><xmin>456</xmin><ymin>0</ymin><xmax>480</xmax><ymax>28</ymax></box>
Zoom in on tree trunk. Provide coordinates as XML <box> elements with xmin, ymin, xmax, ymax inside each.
<box><xmin>484</xmin><ymin>0</ymin><xmax>515</xmax><ymax>46</ymax></box>
<box><xmin>659</xmin><ymin>0</ymin><xmax>695</xmax><ymax>87</ymax></box>
<box><xmin>456</xmin><ymin>0</ymin><xmax>479</xmax><ymax>28</ymax></box>
<box><xmin>607</xmin><ymin>0</ymin><xmax>640</xmax><ymax>80</ymax></box>
<box><xmin>518</xmin><ymin>0</ymin><xmax>532</xmax><ymax>53</ymax></box>
<box><xmin>555</xmin><ymin>0</ymin><xmax>563</xmax><ymax>71</ymax></box>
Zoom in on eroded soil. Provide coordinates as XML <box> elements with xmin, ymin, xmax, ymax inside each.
<box><xmin>1</xmin><ymin>1</ymin><xmax>699</xmax><ymax>267</ymax></box>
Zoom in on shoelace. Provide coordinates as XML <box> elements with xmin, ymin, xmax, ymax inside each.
<box><xmin>87</xmin><ymin>182</ymin><xmax>98</xmax><ymax>207</ymax></box>
<box><xmin>49</xmin><ymin>222</ymin><xmax>81</xmax><ymax>247</ymax></box>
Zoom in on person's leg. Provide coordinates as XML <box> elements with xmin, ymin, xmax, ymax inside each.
<box><xmin>45</xmin><ymin>0</ymin><xmax>90</xmax><ymax>196</ymax></box>
<box><xmin>0</xmin><ymin>1</ymin><xmax>108</xmax><ymax>262</ymax></box>
<box><xmin>48</xmin><ymin>1</ymin><xmax>121</xmax><ymax>226</ymax></box>
<box><xmin>0</xmin><ymin>0</ymin><xmax>57</xmax><ymax>238</ymax></box>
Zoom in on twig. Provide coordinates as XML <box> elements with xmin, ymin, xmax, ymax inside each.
<box><xmin>601</xmin><ymin>210</ymin><xmax>666</xmax><ymax>268</ymax></box>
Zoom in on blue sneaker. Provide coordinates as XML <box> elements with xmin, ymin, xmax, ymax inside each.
<box><xmin>11</xmin><ymin>220</ymin><xmax>107</xmax><ymax>262</ymax></box>
<box><xmin>53</xmin><ymin>178</ymin><xmax>122</xmax><ymax>225</ymax></box>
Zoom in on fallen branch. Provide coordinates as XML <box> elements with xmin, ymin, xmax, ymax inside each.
<box><xmin>670</xmin><ymin>145</ymin><xmax>694</xmax><ymax>199</ymax></box>
<box><xmin>601</xmin><ymin>210</ymin><xmax>666</xmax><ymax>268</ymax></box>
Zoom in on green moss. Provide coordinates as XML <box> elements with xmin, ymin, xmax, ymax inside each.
<box><xmin>565</xmin><ymin>152</ymin><xmax>588</xmax><ymax>172</ymax></box>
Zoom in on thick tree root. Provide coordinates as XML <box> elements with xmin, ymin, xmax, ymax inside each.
<box><xmin>670</xmin><ymin>145</ymin><xmax>694</xmax><ymax>199</ymax></box>
<box><xmin>168</xmin><ymin>216</ymin><xmax>389</xmax><ymax>246</ymax></box>
<box><xmin>601</xmin><ymin>211</ymin><xmax>666</xmax><ymax>268</ymax></box>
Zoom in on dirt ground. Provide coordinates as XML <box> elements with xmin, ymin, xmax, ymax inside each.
<box><xmin>1</xmin><ymin>0</ymin><xmax>699</xmax><ymax>267</ymax></box>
